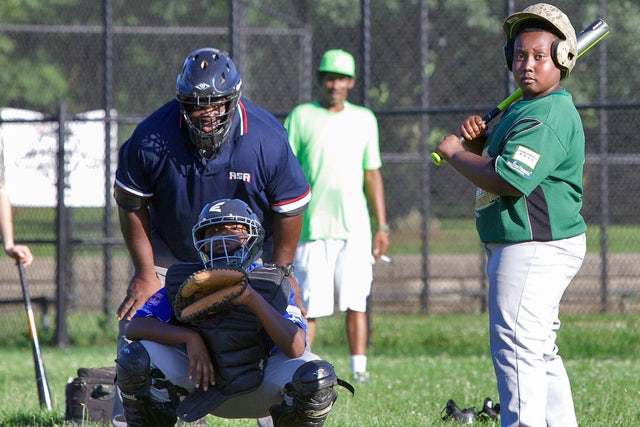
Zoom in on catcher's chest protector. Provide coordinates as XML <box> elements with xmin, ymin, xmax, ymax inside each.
<box><xmin>193</xmin><ymin>266</ymin><xmax>291</xmax><ymax>396</ymax></box>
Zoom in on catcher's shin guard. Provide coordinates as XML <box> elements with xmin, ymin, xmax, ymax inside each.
<box><xmin>115</xmin><ymin>341</ymin><xmax>180</xmax><ymax>427</ymax></box>
<box><xmin>269</xmin><ymin>360</ymin><xmax>354</xmax><ymax>427</ymax></box>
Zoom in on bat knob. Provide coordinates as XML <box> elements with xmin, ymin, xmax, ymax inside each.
<box><xmin>431</xmin><ymin>152</ymin><xmax>443</xmax><ymax>166</ymax></box>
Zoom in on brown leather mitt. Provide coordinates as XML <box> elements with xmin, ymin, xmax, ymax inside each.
<box><xmin>173</xmin><ymin>268</ymin><xmax>247</xmax><ymax>322</ymax></box>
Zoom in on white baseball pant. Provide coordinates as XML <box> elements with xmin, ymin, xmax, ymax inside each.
<box><xmin>484</xmin><ymin>233</ymin><xmax>585</xmax><ymax>427</ymax></box>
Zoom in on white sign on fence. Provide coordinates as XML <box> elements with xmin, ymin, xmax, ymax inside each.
<box><xmin>0</xmin><ymin>108</ymin><xmax>117</xmax><ymax>207</ymax></box>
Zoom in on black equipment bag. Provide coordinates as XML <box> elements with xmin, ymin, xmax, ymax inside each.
<box><xmin>65</xmin><ymin>366</ymin><xmax>116</xmax><ymax>425</ymax></box>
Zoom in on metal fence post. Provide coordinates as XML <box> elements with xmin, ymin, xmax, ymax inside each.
<box><xmin>598</xmin><ymin>0</ymin><xmax>610</xmax><ymax>313</ymax></box>
<box><xmin>55</xmin><ymin>102</ymin><xmax>70</xmax><ymax>347</ymax></box>
<box><xmin>419</xmin><ymin>0</ymin><xmax>431</xmax><ymax>313</ymax></box>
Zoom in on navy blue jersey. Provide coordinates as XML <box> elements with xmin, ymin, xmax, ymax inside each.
<box><xmin>115</xmin><ymin>98</ymin><xmax>310</xmax><ymax>262</ymax></box>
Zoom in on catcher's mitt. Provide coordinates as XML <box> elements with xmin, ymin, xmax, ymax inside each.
<box><xmin>173</xmin><ymin>268</ymin><xmax>247</xmax><ymax>322</ymax></box>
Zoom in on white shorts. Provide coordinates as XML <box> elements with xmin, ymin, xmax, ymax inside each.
<box><xmin>294</xmin><ymin>238</ymin><xmax>373</xmax><ymax>318</ymax></box>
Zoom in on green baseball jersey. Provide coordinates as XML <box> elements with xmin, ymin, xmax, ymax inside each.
<box><xmin>284</xmin><ymin>101</ymin><xmax>381</xmax><ymax>241</ymax></box>
<box><xmin>475</xmin><ymin>89</ymin><xmax>587</xmax><ymax>243</ymax></box>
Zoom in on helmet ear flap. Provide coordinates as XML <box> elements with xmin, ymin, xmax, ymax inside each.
<box><xmin>552</xmin><ymin>38</ymin><xmax>574</xmax><ymax>80</ymax></box>
<box><xmin>503</xmin><ymin>41</ymin><xmax>514</xmax><ymax>71</ymax></box>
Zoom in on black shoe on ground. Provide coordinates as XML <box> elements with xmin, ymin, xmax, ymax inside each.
<box><xmin>442</xmin><ymin>399</ymin><xmax>476</xmax><ymax>424</ymax></box>
<box><xmin>476</xmin><ymin>397</ymin><xmax>500</xmax><ymax>421</ymax></box>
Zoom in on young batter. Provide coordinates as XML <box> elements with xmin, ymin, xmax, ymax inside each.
<box><xmin>436</xmin><ymin>4</ymin><xmax>586</xmax><ymax>426</ymax></box>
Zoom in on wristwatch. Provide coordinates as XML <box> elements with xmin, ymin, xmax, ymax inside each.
<box><xmin>265</xmin><ymin>263</ymin><xmax>295</xmax><ymax>276</ymax></box>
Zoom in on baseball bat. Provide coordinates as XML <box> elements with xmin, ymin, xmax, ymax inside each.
<box><xmin>431</xmin><ymin>18</ymin><xmax>610</xmax><ymax>166</ymax></box>
<box><xmin>17</xmin><ymin>261</ymin><xmax>53</xmax><ymax>411</ymax></box>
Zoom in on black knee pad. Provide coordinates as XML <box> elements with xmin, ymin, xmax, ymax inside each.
<box><xmin>270</xmin><ymin>360</ymin><xmax>354</xmax><ymax>427</ymax></box>
<box><xmin>116</xmin><ymin>341</ymin><xmax>153</xmax><ymax>396</ymax></box>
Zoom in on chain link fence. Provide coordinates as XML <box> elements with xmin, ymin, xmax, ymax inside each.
<box><xmin>0</xmin><ymin>0</ymin><xmax>638</xmax><ymax>344</ymax></box>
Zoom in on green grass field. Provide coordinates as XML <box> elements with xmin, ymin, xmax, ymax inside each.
<box><xmin>1</xmin><ymin>313</ymin><xmax>639</xmax><ymax>426</ymax></box>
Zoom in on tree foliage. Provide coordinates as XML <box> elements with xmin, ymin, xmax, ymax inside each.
<box><xmin>0</xmin><ymin>0</ymin><xmax>635</xmax><ymax>115</ymax></box>
<box><xmin>0</xmin><ymin>0</ymin><xmax>637</xmax><ymax>222</ymax></box>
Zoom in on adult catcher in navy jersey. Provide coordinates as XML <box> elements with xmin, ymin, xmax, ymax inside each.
<box><xmin>116</xmin><ymin>199</ymin><xmax>352</xmax><ymax>427</ymax></box>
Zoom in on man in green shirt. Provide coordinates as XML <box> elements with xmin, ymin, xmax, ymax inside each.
<box><xmin>285</xmin><ymin>49</ymin><xmax>390</xmax><ymax>382</ymax></box>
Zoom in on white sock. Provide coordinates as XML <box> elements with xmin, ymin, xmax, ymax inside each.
<box><xmin>350</xmin><ymin>354</ymin><xmax>367</xmax><ymax>374</ymax></box>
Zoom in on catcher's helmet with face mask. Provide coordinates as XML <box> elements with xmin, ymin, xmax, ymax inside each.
<box><xmin>176</xmin><ymin>47</ymin><xmax>242</xmax><ymax>159</ymax></box>
<box><xmin>192</xmin><ymin>199</ymin><xmax>264</xmax><ymax>270</ymax></box>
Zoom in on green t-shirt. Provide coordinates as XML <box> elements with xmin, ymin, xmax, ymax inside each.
<box><xmin>284</xmin><ymin>101</ymin><xmax>381</xmax><ymax>241</ymax></box>
<box><xmin>475</xmin><ymin>89</ymin><xmax>587</xmax><ymax>243</ymax></box>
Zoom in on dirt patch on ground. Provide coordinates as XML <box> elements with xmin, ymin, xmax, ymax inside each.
<box><xmin>1</xmin><ymin>253</ymin><xmax>639</xmax><ymax>316</ymax></box>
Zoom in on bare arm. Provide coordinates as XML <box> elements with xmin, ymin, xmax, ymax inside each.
<box><xmin>270</xmin><ymin>212</ymin><xmax>302</xmax><ymax>266</ymax></box>
<box><xmin>233</xmin><ymin>283</ymin><xmax>306</xmax><ymax>358</ymax></box>
<box><xmin>270</xmin><ymin>212</ymin><xmax>306</xmax><ymax>316</ymax></box>
<box><xmin>0</xmin><ymin>186</ymin><xmax>33</xmax><ymax>266</ymax></box>
<box><xmin>434</xmin><ymin>115</ymin><xmax>520</xmax><ymax>196</ymax></box>
<box><xmin>436</xmin><ymin>134</ymin><xmax>521</xmax><ymax>196</ymax></box>
<box><xmin>117</xmin><ymin>206</ymin><xmax>162</xmax><ymax>320</ymax></box>
<box><xmin>364</xmin><ymin>169</ymin><xmax>390</xmax><ymax>259</ymax></box>
<box><xmin>127</xmin><ymin>316</ymin><xmax>197</xmax><ymax>344</ymax></box>
<box><xmin>126</xmin><ymin>316</ymin><xmax>215</xmax><ymax>389</ymax></box>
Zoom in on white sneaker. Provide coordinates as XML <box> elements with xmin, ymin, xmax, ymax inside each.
<box><xmin>352</xmin><ymin>371</ymin><xmax>371</xmax><ymax>383</ymax></box>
